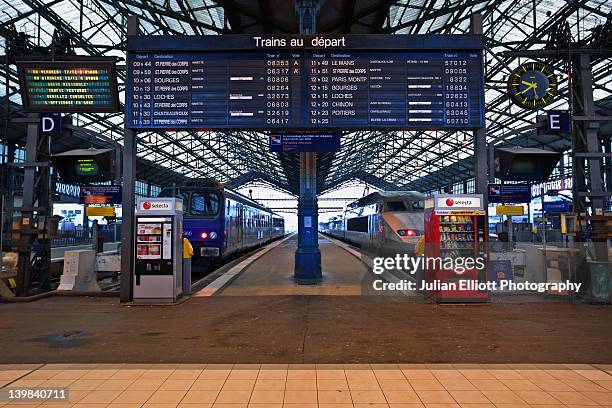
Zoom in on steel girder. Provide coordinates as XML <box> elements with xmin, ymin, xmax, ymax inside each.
<box><xmin>0</xmin><ymin>0</ymin><xmax>610</xmax><ymax>196</ymax></box>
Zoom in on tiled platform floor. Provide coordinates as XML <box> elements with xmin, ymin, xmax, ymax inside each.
<box><xmin>1</xmin><ymin>364</ymin><xmax>612</xmax><ymax>407</ymax></box>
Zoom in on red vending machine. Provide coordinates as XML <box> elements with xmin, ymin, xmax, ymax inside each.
<box><xmin>424</xmin><ymin>194</ymin><xmax>488</xmax><ymax>303</ymax></box>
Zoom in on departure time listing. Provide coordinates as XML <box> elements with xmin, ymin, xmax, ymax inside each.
<box><xmin>127</xmin><ymin>51</ymin><xmax>482</xmax><ymax>129</ymax></box>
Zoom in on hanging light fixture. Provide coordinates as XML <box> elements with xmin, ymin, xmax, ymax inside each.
<box><xmin>460</xmin><ymin>134</ymin><xmax>471</xmax><ymax>145</ymax></box>
<box><xmin>144</xmin><ymin>134</ymin><xmax>155</xmax><ymax>147</ymax></box>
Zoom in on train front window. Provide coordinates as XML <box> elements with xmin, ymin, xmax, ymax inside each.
<box><xmin>387</xmin><ymin>201</ymin><xmax>407</xmax><ymax>211</ymax></box>
<box><xmin>386</xmin><ymin>200</ymin><xmax>424</xmax><ymax>212</ymax></box>
<box><xmin>191</xmin><ymin>192</ymin><xmax>220</xmax><ymax>216</ymax></box>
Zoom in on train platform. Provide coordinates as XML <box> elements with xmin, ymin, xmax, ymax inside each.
<box><xmin>2</xmin><ymin>363</ymin><xmax>612</xmax><ymax>407</ymax></box>
<box><xmin>194</xmin><ymin>234</ymin><xmax>379</xmax><ymax>297</ymax></box>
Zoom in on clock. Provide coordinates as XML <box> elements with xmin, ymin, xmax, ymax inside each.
<box><xmin>508</xmin><ymin>62</ymin><xmax>558</xmax><ymax>109</ymax></box>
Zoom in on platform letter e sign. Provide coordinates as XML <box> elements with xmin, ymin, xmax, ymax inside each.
<box><xmin>40</xmin><ymin>112</ymin><xmax>62</xmax><ymax>136</ymax></box>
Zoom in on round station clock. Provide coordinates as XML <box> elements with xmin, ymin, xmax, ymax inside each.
<box><xmin>508</xmin><ymin>62</ymin><xmax>558</xmax><ymax>109</ymax></box>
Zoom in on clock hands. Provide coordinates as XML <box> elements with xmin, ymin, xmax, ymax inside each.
<box><xmin>518</xmin><ymin>80</ymin><xmax>539</xmax><ymax>98</ymax></box>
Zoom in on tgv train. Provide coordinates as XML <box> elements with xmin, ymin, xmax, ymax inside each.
<box><xmin>159</xmin><ymin>180</ymin><xmax>285</xmax><ymax>264</ymax></box>
<box><xmin>320</xmin><ymin>191</ymin><xmax>425</xmax><ymax>256</ymax></box>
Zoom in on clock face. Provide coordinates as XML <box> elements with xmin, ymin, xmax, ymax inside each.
<box><xmin>508</xmin><ymin>62</ymin><xmax>558</xmax><ymax>109</ymax></box>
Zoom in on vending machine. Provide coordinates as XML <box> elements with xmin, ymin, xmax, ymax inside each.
<box><xmin>424</xmin><ymin>194</ymin><xmax>488</xmax><ymax>303</ymax></box>
<box><xmin>134</xmin><ymin>198</ymin><xmax>183</xmax><ymax>302</ymax></box>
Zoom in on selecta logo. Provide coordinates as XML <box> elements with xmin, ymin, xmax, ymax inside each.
<box><xmin>141</xmin><ymin>201</ymin><xmax>170</xmax><ymax>210</ymax></box>
<box><xmin>438</xmin><ymin>196</ymin><xmax>481</xmax><ymax>209</ymax></box>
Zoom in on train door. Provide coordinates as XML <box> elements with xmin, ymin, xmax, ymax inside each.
<box><xmin>237</xmin><ymin>204</ymin><xmax>243</xmax><ymax>247</ymax></box>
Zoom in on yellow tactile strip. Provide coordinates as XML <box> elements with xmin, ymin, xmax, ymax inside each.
<box><xmin>0</xmin><ymin>363</ymin><xmax>611</xmax><ymax>407</ymax></box>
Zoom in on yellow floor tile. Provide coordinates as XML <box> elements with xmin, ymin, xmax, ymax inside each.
<box><xmin>248</xmin><ymin>390</ymin><xmax>285</xmax><ymax>404</ymax></box>
<box><xmin>402</xmin><ymin>370</ymin><xmax>435</xmax><ymax>381</ymax></box>
<box><xmin>458</xmin><ymin>370</ymin><xmax>494</xmax><ymax>380</ymax></box>
<box><xmin>127</xmin><ymin>379</ymin><xmax>166</xmax><ymax>391</ymax></box>
<box><xmin>347</xmin><ymin>378</ymin><xmax>381</xmax><ymax>390</ymax></box>
<box><xmin>283</xmin><ymin>390</ymin><xmax>317</xmax><ymax>404</ymax></box>
<box><xmin>69</xmin><ymin>379</ymin><xmax>105</xmax><ymax>390</ymax></box>
<box><xmin>350</xmin><ymin>390</ymin><xmax>387</xmax><ymax>404</ymax></box>
<box><xmin>379</xmin><ymin>379</ymin><xmax>413</xmax><ymax>391</ymax></box>
<box><xmin>387</xmin><ymin>404</ymin><xmax>425</xmax><ymax>408</ymax></box>
<box><xmin>479</xmin><ymin>390</ymin><xmax>526</xmax><ymax>404</ymax></box>
<box><xmin>375</xmin><ymin>370</ymin><xmax>406</xmax><ymax>380</ymax></box>
<box><xmin>180</xmin><ymin>390</ymin><xmax>219</xmax><ymax>404</ymax></box>
<box><xmin>215</xmin><ymin>390</ymin><xmax>252</xmax><ymax>404</ymax></box>
<box><xmin>112</xmin><ymin>389</ymin><xmax>155</xmax><ymax>404</ymax></box>
<box><xmin>97</xmin><ymin>379</ymin><xmax>136</xmax><ymax>391</ymax></box>
<box><xmin>563</xmin><ymin>379</ymin><xmax>608</xmax><ymax>392</ymax></box>
<box><xmin>318</xmin><ymin>404</ymin><xmax>353</xmax><ymax>408</ymax></box>
<box><xmin>286</xmin><ymin>371</ymin><xmax>316</xmax><ymax>380</ymax></box>
<box><xmin>317</xmin><ymin>379</ymin><xmax>349</xmax><ymax>390</ymax></box>
<box><xmin>78</xmin><ymin>389</ymin><xmax>123</xmax><ymax>404</ymax></box>
<box><xmin>467</xmin><ymin>379</ymin><xmax>508</xmax><ymax>391</ymax></box>
<box><xmin>317</xmin><ymin>390</ymin><xmax>352</xmax><ymax>404</ymax></box>
<box><xmin>146</xmin><ymin>390</ymin><xmax>187</xmax><ymax>404</ymax></box>
<box><xmin>574</xmin><ymin>370</ymin><xmax>612</xmax><ymax>381</ymax></box>
<box><xmin>280</xmin><ymin>404</ymin><xmax>317</xmax><ymax>408</ymax></box>
<box><xmin>81</xmin><ymin>370</ymin><xmax>119</xmax><ymax>380</ymax></box>
<box><xmin>486</xmin><ymin>370</ymin><xmax>523</xmax><ymax>380</ymax></box>
<box><xmin>414</xmin><ymin>390</ymin><xmax>455</xmax><ymax>404</ymax></box>
<box><xmin>257</xmin><ymin>371</ymin><xmax>287</xmax><ymax>380</ymax></box>
<box><xmin>198</xmin><ymin>371</ymin><xmax>231</xmax><ymax>380</ymax></box>
<box><xmin>222</xmin><ymin>380</ymin><xmax>256</xmax><ymax>391</ymax></box>
<box><xmin>502</xmin><ymin>379</ymin><xmax>541</xmax><ymax>391</ymax></box>
<box><xmin>254</xmin><ymin>379</ymin><xmax>286</xmax><ymax>390</ymax></box>
<box><xmin>110</xmin><ymin>370</ymin><xmax>146</xmax><ymax>381</ymax></box>
<box><xmin>431</xmin><ymin>371</ymin><xmax>466</xmax><ymax>381</ymax></box>
<box><xmin>580</xmin><ymin>391</ymin><xmax>612</xmax><ymax>405</ymax></box>
<box><xmin>409</xmin><ymin>379</ymin><xmax>445</xmax><ymax>391</ymax></box>
<box><xmin>383</xmin><ymin>390</ymin><xmax>421</xmax><ymax>404</ymax></box>
<box><xmin>513</xmin><ymin>389</ymin><xmax>563</xmax><ymax>405</ymax></box>
<box><xmin>159</xmin><ymin>379</ymin><xmax>195</xmax><ymax>391</ymax></box>
<box><xmin>316</xmin><ymin>370</ymin><xmax>346</xmax><ymax>380</ymax></box>
<box><xmin>533</xmin><ymin>379</ymin><xmax>574</xmax><ymax>392</ymax></box>
<box><xmin>191</xmin><ymin>380</ymin><xmax>226</xmax><ymax>391</ymax></box>
<box><xmin>248</xmin><ymin>404</ymin><xmax>281</xmax><ymax>408</ymax></box>
<box><xmin>439</xmin><ymin>379</ymin><xmax>476</xmax><ymax>391</ymax></box>
<box><xmin>447</xmin><ymin>390</ymin><xmax>490</xmax><ymax>404</ymax></box>
<box><xmin>168</xmin><ymin>370</ymin><xmax>202</xmax><ymax>381</ymax></box>
<box><xmin>284</xmin><ymin>380</ymin><xmax>316</xmax><ymax>391</ymax></box>
<box><xmin>548</xmin><ymin>390</ymin><xmax>599</xmax><ymax>405</ymax></box>
<box><xmin>228</xmin><ymin>371</ymin><xmax>259</xmax><ymax>380</ymax></box>
<box><xmin>211</xmin><ymin>405</ymin><xmax>246</xmax><ymax>408</ymax></box>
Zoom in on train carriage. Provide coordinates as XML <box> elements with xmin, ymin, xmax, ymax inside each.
<box><xmin>159</xmin><ymin>180</ymin><xmax>285</xmax><ymax>264</ymax></box>
<box><xmin>323</xmin><ymin>191</ymin><xmax>425</xmax><ymax>257</ymax></box>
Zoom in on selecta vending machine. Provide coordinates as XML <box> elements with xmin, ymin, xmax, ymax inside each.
<box><xmin>424</xmin><ymin>194</ymin><xmax>488</xmax><ymax>303</ymax></box>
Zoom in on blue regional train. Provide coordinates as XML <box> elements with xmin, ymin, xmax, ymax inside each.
<box><xmin>159</xmin><ymin>180</ymin><xmax>285</xmax><ymax>264</ymax></box>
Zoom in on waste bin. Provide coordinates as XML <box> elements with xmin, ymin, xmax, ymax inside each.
<box><xmin>587</xmin><ymin>261</ymin><xmax>611</xmax><ymax>304</ymax></box>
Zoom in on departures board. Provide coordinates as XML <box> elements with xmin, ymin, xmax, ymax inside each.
<box><xmin>126</xmin><ymin>35</ymin><xmax>485</xmax><ymax>130</ymax></box>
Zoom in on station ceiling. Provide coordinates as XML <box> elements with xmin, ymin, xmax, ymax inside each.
<box><xmin>0</xmin><ymin>0</ymin><xmax>611</xmax><ymax>196</ymax></box>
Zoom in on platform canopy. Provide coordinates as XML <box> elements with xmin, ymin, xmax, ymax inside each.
<box><xmin>0</xmin><ymin>0</ymin><xmax>610</xmax><ymax>195</ymax></box>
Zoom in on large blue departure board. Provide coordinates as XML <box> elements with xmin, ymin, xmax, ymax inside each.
<box><xmin>126</xmin><ymin>35</ymin><xmax>485</xmax><ymax>130</ymax></box>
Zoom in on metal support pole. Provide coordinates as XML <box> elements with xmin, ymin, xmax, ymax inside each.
<box><xmin>294</xmin><ymin>0</ymin><xmax>322</xmax><ymax>283</ymax></box>
<box><xmin>471</xmin><ymin>14</ymin><xmax>488</xmax><ymax>208</ymax></box>
<box><xmin>120</xmin><ymin>15</ymin><xmax>139</xmax><ymax>302</ymax></box>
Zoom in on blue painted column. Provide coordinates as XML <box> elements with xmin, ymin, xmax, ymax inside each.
<box><xmin>295</xmin><ymin>152</ymin><xmax>322</xmax><ymax>283</ymax></box>
<box><xmin>294</xmin><ymin>0</ymin><xmax>322</xmax><ymax>284</ymax></box>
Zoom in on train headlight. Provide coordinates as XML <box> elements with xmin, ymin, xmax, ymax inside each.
<box><xmin>397</xmin><ymin>229</ymin><xmax>415</xmax><ymax>237</ymax></box>
<box><xmin>209</xmin><ymin>231</ymin><xmax>218</xmax><ymax>239</ymax></box>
